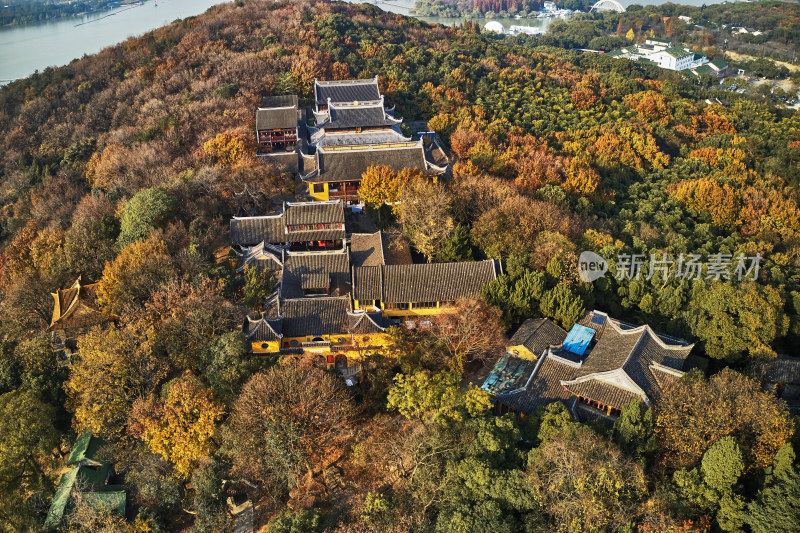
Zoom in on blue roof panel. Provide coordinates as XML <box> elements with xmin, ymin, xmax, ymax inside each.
<box><xmin>563</xmin><ymin>324</ymin><xmax>595</xmax><ymax>356</ymax></box>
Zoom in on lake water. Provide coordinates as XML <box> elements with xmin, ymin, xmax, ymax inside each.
<box><xmin>0</xmin><ymin>0</ymin><xmax>736</xmax><ymax>84</ymax></box>
<box><xmin>0</xmin><ymin>0</ymin><xmax>224</xmax><ymax>83</ymax></box>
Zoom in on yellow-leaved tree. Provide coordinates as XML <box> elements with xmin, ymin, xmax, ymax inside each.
<box><xmin>67</xmin><ymin>327</ymin><xmax>167</xmax><ymax>441</ymax></box>
<box><xmin>201</xmin><ymin>132</ymin><xmax>256</xmax><ymax>169</ymax></box>
<box><xmin>130</xmin><ymin>374</ymin><xmax>224</xmax><ymax>477</ymax></box>
<box><xmin>96</xmin><ymin>236</ymin><xmax>176</xmax><ymax>316</ymax></box>
<box><xmin>358</xmin><ymin>164</ymin><xmax>423</xmax><ymax>213</ymax></box>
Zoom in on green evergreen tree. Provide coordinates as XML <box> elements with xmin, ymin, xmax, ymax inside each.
<box><xmin>117</xmin><ymin>187</ymin><xmax>176</xmax><ymax>248</ymax></box>
<box><xmin>540</xmin><ymin>284</ymin><xmax>585</xmax><ymax>329</ymax></box>
<box><xmin>268</xmin><ymin>508</ymin><xmax>323</xmax><ymax>533</ymax></box>
<box><xmin>745</xmin><ymin>467</ymin><xmax>800</xmax><ymax>533</ymax></box>
<box><xmin>612</xmin><ymin>399</ymin><xmax>656</xmax><ymax>457</ymax></box>
<box><xmin>243</xmin><ymin>267</ymin><xmax>276</xmax><ymax>310</ymax></box>
<box><xmin>438</xmin><ymin>224</ymin><xmax>474</xmax><ymax>263</ymax></box>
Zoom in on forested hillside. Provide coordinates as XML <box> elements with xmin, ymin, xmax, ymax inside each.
<box><xmin>0</xmin><ymin>0</ymin><xmax>799</xmax><ymax>531</ymax></box>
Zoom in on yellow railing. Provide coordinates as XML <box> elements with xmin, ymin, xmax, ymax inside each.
<box><xmin>323</xmin><ymin>142</ymin><xmax>418</xmax><ymax>152</ymax></box>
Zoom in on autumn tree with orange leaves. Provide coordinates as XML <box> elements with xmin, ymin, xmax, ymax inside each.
<box><xmin>654</xmin><ymin>369</ymin><xmax>794</xmax><ymax>473</ymax></box>
<box><xmin>224</xmin><ymin>364</ymin><xmax>355</xmax><ymax>493</ymax></box>
<box><xmin>427</xmin><ymin>297</ymin><xmax>507</xmax><ymax>374</ymax></box>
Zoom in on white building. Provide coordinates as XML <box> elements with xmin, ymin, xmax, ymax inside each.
<box><xmin>607</xmin><ymin>39</ymin><xmax>709</xmax><ymax>72</ymax></box>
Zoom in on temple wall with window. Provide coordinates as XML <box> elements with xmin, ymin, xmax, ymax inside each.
<box><xmin>353</xmin><ymin>298</ymin><xmax>454</xmax><ymax>318</ymax></box>
<box><xmin>250</xmin><ymin>332</ymin><xmax>391</xmax><ymax>360</ymax></box>
<box><xmin>309</xmin><ymin>181</ymin><xmax>360</xmax><ymax>203</ymax></box>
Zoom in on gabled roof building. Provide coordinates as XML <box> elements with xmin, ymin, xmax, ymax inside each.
<box><xmin>45</xmin><ymin>433</ymin><xmax>125</xmax><ymax>530</ymax></box>
<box><xmin>281</xmin><ymin>247</ymin><xmax>351</xmax><ymax>298</ymax></box>
<box><xmin>244</xmin><ymin>296</ymin><xmax>395</xmax><ymax>359</ymax></box>
<box><xmin>253</xmin><ymin>78</ymin><xmax>448</xmax><ymax>205</ymax></box>
<box><xmin>761</xmin><ymin>355</ymin><xmax>800</xmax><ymax>415</ymax></box>
<box><xmin>256</xmin><ymin>94</ymin><xmax>299</xmax><ymax>172</ymax></box>
<box><xmin>49</xmin><ymin>276</ymin><xmax>113</xmax><ymax>357</ymax></box>
<box><xmin>314</xmin><ymin>77</ymin><xmax>382</xmax><ymax>111</ymax></box>
<box><xmin>482</xmin><ymin>311</ymin><xmax>693</xmax><ymax>421</ymax></box>
<box><xmin>302</xmin><ymin>140</ymin><xmax>447</xmax><ymax>204</ymax></box>
<box><xmin>352</xmin><ymin>260</ymin><xmax>500</xmax><ymax>319</ymax></box>
<box><xmin>230</xmin><ymin>200</ymin><xmax>346</xmax><ymax>249</ymax></box>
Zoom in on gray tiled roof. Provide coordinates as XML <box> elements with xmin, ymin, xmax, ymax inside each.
<box><xmin>559</xmin><ymin>318</ymin><xmax>693</xmax><ymax>409</ymax></box>
<box><xmin>352</xmin><ymin>266</ymin><xmax>382</xmax><ymax>301</ymax></box>
<box><xmin>508</xmin><ymin>318</ymin><xmax>568</xmax><ymax>357</ymax></box>
<box><xmin>562</xmin><ymin>380</ymin><xmax>640</xmax><ymax>409</ymax></box>
<box><xmin>348</xmin><ymin>312</ymin><xmax>394</xmax><ymax>335</ymax></box>
<box><xmin>314</xmin><ymin>78</ymin><xmax>381</xmax><ymax>106</ymax></box>
<box><xmin>305</xmin><ymin>143</ymin><xmax>440</xmax><ymax>183</ymax></box>
<box><xmin>256</xmin><ymin>107</ymin><xmax>297</xmax><ymax>131</ymax></box>
<box><xmin>244</xmin><ymin>316</ymin><xmax>283</xmax><ymax>342</ymax></box>
<box><xmin>574</xmin><ymin>324</ymin><xmax>642</xmax><ymax>378</ymax></box>
<box><xmin>350</xmin><ymin>232</ymin><xmax>385</xmax><ymax>268</ymax></box>
<box><xmin>352</xmin><ymin>260</ymin><xmax>499</xmax><ymax>304</ymax></box>
<box><xmin>280</xmin><ymin>297</ymin><xmax>350</xmax><ymax>337</ymax></box>
<box><xmin>495</xmin><ymin>357</ymin><xmax>575</xmax><ymax>415</ymax></box>
<box><xmin>262</xmin><ymin>94</ymin><xmax>298</xmax><ymax>108</ymax></box>
<box><xmin>230</xmin><ymin>216</ymin><xmax>283</xmax><ymax>247</ymax></box>
<box><xmin>285</xmin><ymin>201</ymin><xmax>345</xmax><ymax>226</ymax></box>
<box><xmin>238</xmin><ymin>242</ymin><xmax>283</xmax><ymax>273</ymax></box>
<box><xmin>281</xmin><ymin>250</ymin><xmax>350</xmax><ymax>298</ymax></box>
<box><xmin>764</xmin><ymin>357</ymin><xmax>800</xmax><ymax>385</ymax></box>
<box><xmin>285</xmin><ymin>229</ymin><xmax>346</xmax><ymax>242</ymax></box>
<box><xmin>318</xmin><ymin>103</ymin><xmax>396</xmax><ymax>129</ymax></box>
<box><xmin>621</xmin><ymin>331</ymin><xmax>691</xmax><ymax>403</ymax></box>
<box><xmin>312</xmin><ymin>129</ymin><xmax>410</xmax><ymax>148</ymax></box>
<box><xmin>490</xmin><ymin>311</ymin><xmax>693</xmax><ymax>415</ymax></box>
<box><xmin>230</xmin><ymin>202</ymin><xmax>345</xmax><ymax>247</ymax></box>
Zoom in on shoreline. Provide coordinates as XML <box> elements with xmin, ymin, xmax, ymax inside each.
<box><xmin>0</xmin><ymin>0</ymin><xmax>150</xmax><ymax>30</ymax></box>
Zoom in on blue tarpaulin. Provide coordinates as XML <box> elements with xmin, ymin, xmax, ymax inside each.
<box><xmin>562</xmin><ymin>324</ymin><xmax>595</xmax><ymax>356</ymax></box>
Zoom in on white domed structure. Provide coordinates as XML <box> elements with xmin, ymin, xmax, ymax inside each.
<box><xmin>484</xmin><ymin>21</ymin><xmax>505</xmax><ymax>34</ymax></box>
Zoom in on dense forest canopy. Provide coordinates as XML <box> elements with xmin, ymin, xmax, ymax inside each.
<box><xmin>546</xmin><ymin>1</ymin><xmax>800</xmax><ymax>65</ymax></box>
<box><xmin>0</xmin><ymin>0</ymin><xmax>799</xmax><ymax>531</ymax></box>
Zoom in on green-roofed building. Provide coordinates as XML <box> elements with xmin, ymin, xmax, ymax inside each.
<box><xmin>45</xmin><ymin>434</ymin><xmax>126</xmax><ymax>530</ymax></box>
<box><xmin>605</xmin><ymin>38</ymin><xmax>710</xmax><ymax>72</ymax></box>
<box><xmin>66</xmin><ymin>432</ymin><xmax>104</xmax><ymax>467</ymax></box>
<box><xmin>693</xmin><ymin>64</ymin><xmax>714</xmax><ymax>76</ymax></box>
<box><xmin>665</xmin><ymin>46</ymin><xmax>692</xmax><ymax>59</ymax></box>
<box><xmin>83</xmin><ymin>488</ymin><xmax>127</xmax><ymax>516</ymax></box>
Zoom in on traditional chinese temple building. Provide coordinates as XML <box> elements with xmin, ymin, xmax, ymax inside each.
<box><xmin>243</xmin><ymin>296</ymin><xmax>394</xmax><ymax>381</ymax></box>
<box><xmin>301</xmin><ymin>140</ymin><xmax>447</xmax><ymax>204</ymax></box>
<box><xmin>256</xmin><ymin>94</ymin><xmax>299</xmax><ymax>172</ymax></box>
<box><xmin>230</xmin><ymin>200</ymin><xmax>345</xmax><ymax>251</ymax></box>
<box><xmin>482</xmin><ymin>311</ymin><xmax>693</xmax><ymax>421</ymax></box>
<box><xmin>49</xmin><ymin>276</ymin><xmax>113</xmax><ymax>357</ymax></box>
<box><xmin>761</xmin><ymin>355</ymin><xmax>800</xmax><ymax>415</ymax></box>
<box><xmin>313</xmin><ymin>77</ymin><xmax>382</xmax><ymax>113</ymax></box>
<box><xmin>280</xmin><ymin>247</ymin><xmax>351</xmax><ymax>298</ymax></box>
<box><xmin>254</xmin><ymin>78</ymin><xmax>448</xmax><ymax>203</ymax></box>
<box><xmin>236</xmin><ymin>235</ymin><xmax>498</xmax><ymax>372</ymax></box>
<box><xmin>352</xmin><ymin>260</ymin><xmax>501</xmax><ymax>320</ymax></box>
